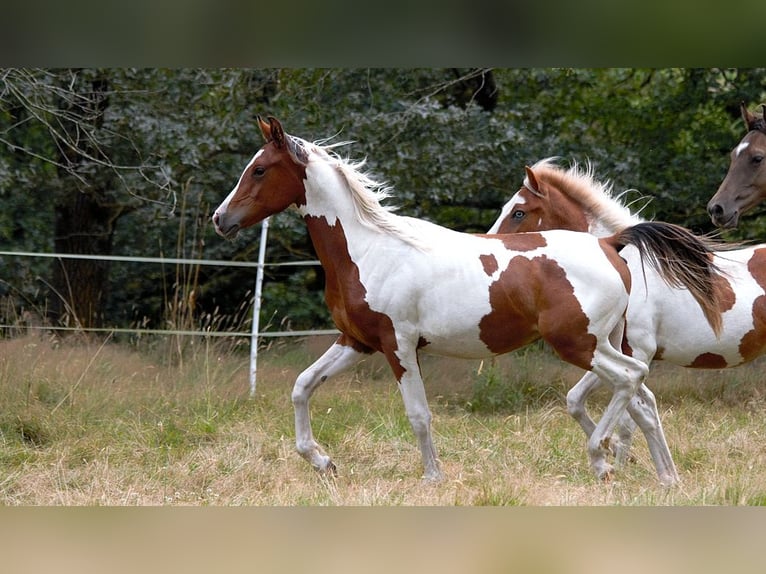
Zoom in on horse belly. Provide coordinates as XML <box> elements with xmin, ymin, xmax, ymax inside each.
<box><xmin>417</xmin><ymin>321</ymin><xmax>540</xmax><ymax>359</ymax></box>
<box><xmin>410</xmin><ymin>291</ymin><xmax>535</xmax><ymax>359</ymax></box>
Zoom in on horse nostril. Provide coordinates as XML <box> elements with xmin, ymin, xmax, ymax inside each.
<box><xmin>708</xmin><ymin>203</ymin><xmax>723</xmax><ymax>217</ymax></box>
<box><xmin>212</xmin><ymin>212</ymin><xmax>220</xmax><ymax>226</ymax></box>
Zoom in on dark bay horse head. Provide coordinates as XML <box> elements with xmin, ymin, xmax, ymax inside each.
<box><xmin>707</xmin><ymin>102</ymin><xmax>766</xmax><ymax>229</ymax></box>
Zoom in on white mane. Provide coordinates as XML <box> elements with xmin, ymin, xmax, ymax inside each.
<box><xmin>305</xmin><ymin>139</ymin><xmax>429</xmax><ymax>249</ymax></box>
<box><xmin>530</xmin><ymin>157</ymin><xmax>648</xmax><ymax>236</ymax></box>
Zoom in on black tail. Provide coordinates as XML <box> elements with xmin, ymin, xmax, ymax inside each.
<box><xmin>611</xmin><ymin>222</ymin><xmax>724</xmax><ymax>336</ymax></box>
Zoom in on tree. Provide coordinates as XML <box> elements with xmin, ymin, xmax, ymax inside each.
<box><xmin>0</xmin><ymin>68</ymin><xmax>277</xmax><ymax>329</ymax></box>
<box><xmin>2</xmin><ymin>68</ymin><xmax>765</xmax><ymax>336</ymax></box>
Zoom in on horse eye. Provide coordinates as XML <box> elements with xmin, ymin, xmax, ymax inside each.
<box><xmin>253</xmin><ymin>166</ymin><xmax>266</xmax><ymax>177</ymax></box>
<box><xmin>512</xmin><ymin>210</ymin><xmax>525</xmax><ymax>220</ymax></box>
<box><xmin>753</xmin><ymin>155</ymin><xmax>764</xmax><ymax>165</ymax></box>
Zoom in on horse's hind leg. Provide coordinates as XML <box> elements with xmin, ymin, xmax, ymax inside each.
<box><xmin>292</xmin><ymin>338</ymin><xmax>367</xmax><ymax>474</ymax></box>
<box><xmin>587</xmin><ymin>345</ymin><xmax>649</xmax><ymax>481</ymax></box>
<box><xmin>625</xmin><ymin>384</ymin><xmax>679</xmax><ymax>485</ymax></box>
<box><xmin>567</xmin><ymin>372</ymin><xmax>638</xmax><ymax>463</ymax></box>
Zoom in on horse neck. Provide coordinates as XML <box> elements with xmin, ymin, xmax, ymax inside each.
<box><xmin>546</xmin><ymin>176</ymin><xmax>643</xmax><ymax>238</ymax></box>
<box><xmin>298</xmin><ymin>159</ymin><xmax>408</xmax><ymax>272</ymax></box>
<box><xmin>298</xmin><ymin>161</ymin><xmax>361</xmax><ymax>227</ymax></box>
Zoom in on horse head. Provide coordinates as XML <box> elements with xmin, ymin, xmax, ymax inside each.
<box><xmin>213</xmin><ymin>116</ymin><xmax>309</xmax><ymax>239</ymax></box>
<box><xmin>707</xmin><ymin>102</ymin><xmax>766</xmax><ymax>228</ymax></box>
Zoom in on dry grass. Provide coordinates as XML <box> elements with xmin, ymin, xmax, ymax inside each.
<box><xmin>0</xmin><ymin>333</ymin><xmax>765</xmax><ymax>505</ymax></box>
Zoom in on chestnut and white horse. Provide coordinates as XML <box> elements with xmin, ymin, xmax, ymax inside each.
<box><xmin>708</xmin><ymin>102</ymin><xmax>766</xmax><ymax>228</ymax></box>
<box><xmin>491</xmin><ymin>158</ymin><xmax>766</xmax><ymax>479</ymax></box>
<box><xmin>213</xmin><ymin>117</ymin><xmax>720</xmax><ymax>484</ymax></box>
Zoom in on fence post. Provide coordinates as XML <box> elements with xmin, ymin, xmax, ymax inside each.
<box><xmin>250</xmin><ymin>217</ymin><xmax>270</xmax><ymax>397</ymax></box>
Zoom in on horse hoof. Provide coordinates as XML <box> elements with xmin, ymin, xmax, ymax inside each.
<box><xmin>311</xmin><ymin>456</ymin><xmax>338</xmax><ymax>477</ymax></box>
<box><xmin>595</xmin><ymin>463</ymin><xmax>615</xmax><ymax>483</ymax></box>
<box><xmin>659</xmin><ymin>474</ymin><xmax>680</xmax><ymax>487</ymax></box>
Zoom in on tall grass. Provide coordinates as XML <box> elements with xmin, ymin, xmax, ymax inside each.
<box><xmin>0</xmin><ymin>332</ymin><xmax>765</xmax><ymax>505</ymax></box>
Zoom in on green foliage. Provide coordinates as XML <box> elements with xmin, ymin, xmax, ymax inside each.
<box><xmin>466</xmin><ymin>347</ymin><xmax>564</xmax><ymax>414</ymax></box>
<box><xmin>2</xmin><ymin>69</ymin><xmax>766</xmax><ymax>333</ymax></box>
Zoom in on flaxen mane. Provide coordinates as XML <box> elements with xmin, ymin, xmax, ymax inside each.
<box><xmin>306</xmin><ymin>138</ymin><xmax>429</xmax><ymax>250</ymax></box>
<box><xmin>529</xmin><ymin>157</ymin><xmax>645</xmax><ymax>235</ymax></box>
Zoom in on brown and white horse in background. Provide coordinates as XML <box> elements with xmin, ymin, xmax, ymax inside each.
<box><xmin>708</xmin><ymin>102</ymin><xmax>766</xmax><ymax>228</ymax></box>
<box><xmin>491</xmin><ymin>158</ymin><xmax>766</xmax><ymax>478</ymax></box>
<box><xmin>213</xmin><ymin>117</ymin><xmax>720</xmax><ymax>484</ymax></box>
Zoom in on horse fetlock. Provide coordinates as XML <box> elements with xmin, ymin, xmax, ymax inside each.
<box><xmin>422</xmin><ymin>466</ymin><xmax>444</xmax><ymax>483</ymax></box>
<box><xmin>295</xmin><ymin>439</ymin><xmax>333</xmax><ymax>470</ymax></box>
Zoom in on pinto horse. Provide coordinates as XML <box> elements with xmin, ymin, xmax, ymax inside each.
<box><xmin>213</xmin><ymin>117</ymin><xmax>718</xmax><ymax>484</ymax></box>
<box><xmin>708</xmin><ymin>102</ymin><xmax>766</xmax><ymax>228</ymax></box>
<box><xmin>491</xmin><ymin>158</ymin><xmax>766</xmax><ymax>478</ymax></box>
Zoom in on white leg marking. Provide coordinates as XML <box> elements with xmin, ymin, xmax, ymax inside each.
<box><xmin>626</xmin><ymin>385</ymin><xmax>680</xmax><ymax>485</ymax></box>
<box><xmin>292</xmin><ymin>341</ymin><xmax>366</xmax><ymax>473</ymax></box>
<box><xmin>586</xmin><ymin>343</ymin><xmax>650</xmax><ymax>482</ymax></box>
<box><xmin>394</xmin><ymin>350</ymin><xmax>442</xmax><ymax>481</ymax></box>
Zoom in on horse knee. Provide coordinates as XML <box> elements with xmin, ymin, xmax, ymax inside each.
<box><xmin>566</xmin><ymin>392</ymin><xmax>587</xmax><ymax>420</ymax></box>
<box><xmin>406</xmin><ymin>408</ymin><xmax>432</xmax><ymax>435</ymax></box>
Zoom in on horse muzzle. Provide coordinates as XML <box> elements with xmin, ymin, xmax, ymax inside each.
<box><xmin>212</xmin><ymin>211</ymin><xmax>241</xmax><ymax>239</ymax></box>
<box><xmin>707</xmin><ymin>202</ymin><xmax>739</xmax><ymax>229</ymax></box>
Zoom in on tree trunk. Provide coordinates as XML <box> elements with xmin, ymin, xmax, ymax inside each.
<box><xmin>46</xmin><ymin>70</ymin><xmax>123</xmax><ymax>330</ymax></box>
<box><xmin>50</xmin><ymin>190</ymin><xmax>121</xmax><ymax>329</ymax></box>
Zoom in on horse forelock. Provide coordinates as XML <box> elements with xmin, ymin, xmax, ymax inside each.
<box><xmin>530</xmin><ymin>157</ymin><xmax>645</xmax><ymax>235</ymax></box>
<box><xmin>749</xmin><ymin>116</ymin><xmax>766</xmax><ymax>134</ymax></box>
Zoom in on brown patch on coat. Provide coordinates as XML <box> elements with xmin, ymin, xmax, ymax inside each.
<box><xmin>305</xmin><ymin>215</ymin><xmax>407</xmax><ymax>381</ymax></box>
<box><xmin>598</xmin><ymin>236</ymin><xmax>632</xmax><ymax>292</ymax></box>
<box><xmin>713</xmin><ymin>272</ymin><xmax>737</xmax><ymax>313</ymax></box>
<box><xmin>479</xmin><ymin>254</ymin><xmax>597</xmax><ymax>370</ymax></box>
<box><xmin>500</xmin><ymin>177</ymin><xmax>590</xmax><ymax>235</ymax></box>
<box><xmin>686</xmin><ymin>352</ymin><xmax>729</xmax><ymax>369</ymax></box>
<box><xmin>485</xmin><ymin>232</ymin><xmax>548</xmax><ymax>252</ymax></box>
<box><xmin>480</xmin><ymin>254</ymin><xmax>499</xmax><ymax>276</ymax></box>
<box><xmin>739</xmin><ymin>248</ymin><xmax>766</xmax><ymax>362</ymax></box>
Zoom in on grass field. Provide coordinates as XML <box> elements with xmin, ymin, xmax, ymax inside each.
<box><xmin>0</xmin><ymin>332</ymin><xmax>765</xmax><ymax>506</ymax></box>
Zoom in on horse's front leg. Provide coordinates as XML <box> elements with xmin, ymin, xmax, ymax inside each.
<box><xmin>291</xmin><ymin>339</ymin><xmax>367</xmax><ymax>474</ymax></box>
<box><xmin>385</xmin><ymin>346</ymin><xmax>442</xmax><ymax>482</ymax></box>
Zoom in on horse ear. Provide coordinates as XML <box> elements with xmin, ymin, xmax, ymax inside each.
<box><xmin>524</xmin><ymin>166</ymin><xmax>546</xmax><ymax>198</ymax></box>
<box><xmin>257</xmin><ymin>115</ymin><xmax>272</xmax><ymax>142</ymax></box>
<box><xmin>258</xmin><ymin>115</ymin><xmax>307</xmax><ymax>165</ymax></box>
<box><xmin>741</xmin><ymin>101</ymin><xmax>758</xmax><ymax>132</ymax></box>
<box><xmin>267</xmin><ymin>116</ymin><xmax>286</xmax><ymax>148</ymax></box>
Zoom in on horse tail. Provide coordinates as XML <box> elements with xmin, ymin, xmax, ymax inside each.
<box><xmin>607</xmin><ymin>221</ymin><xmax>724</xmax><ymax>337</ymax></box>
